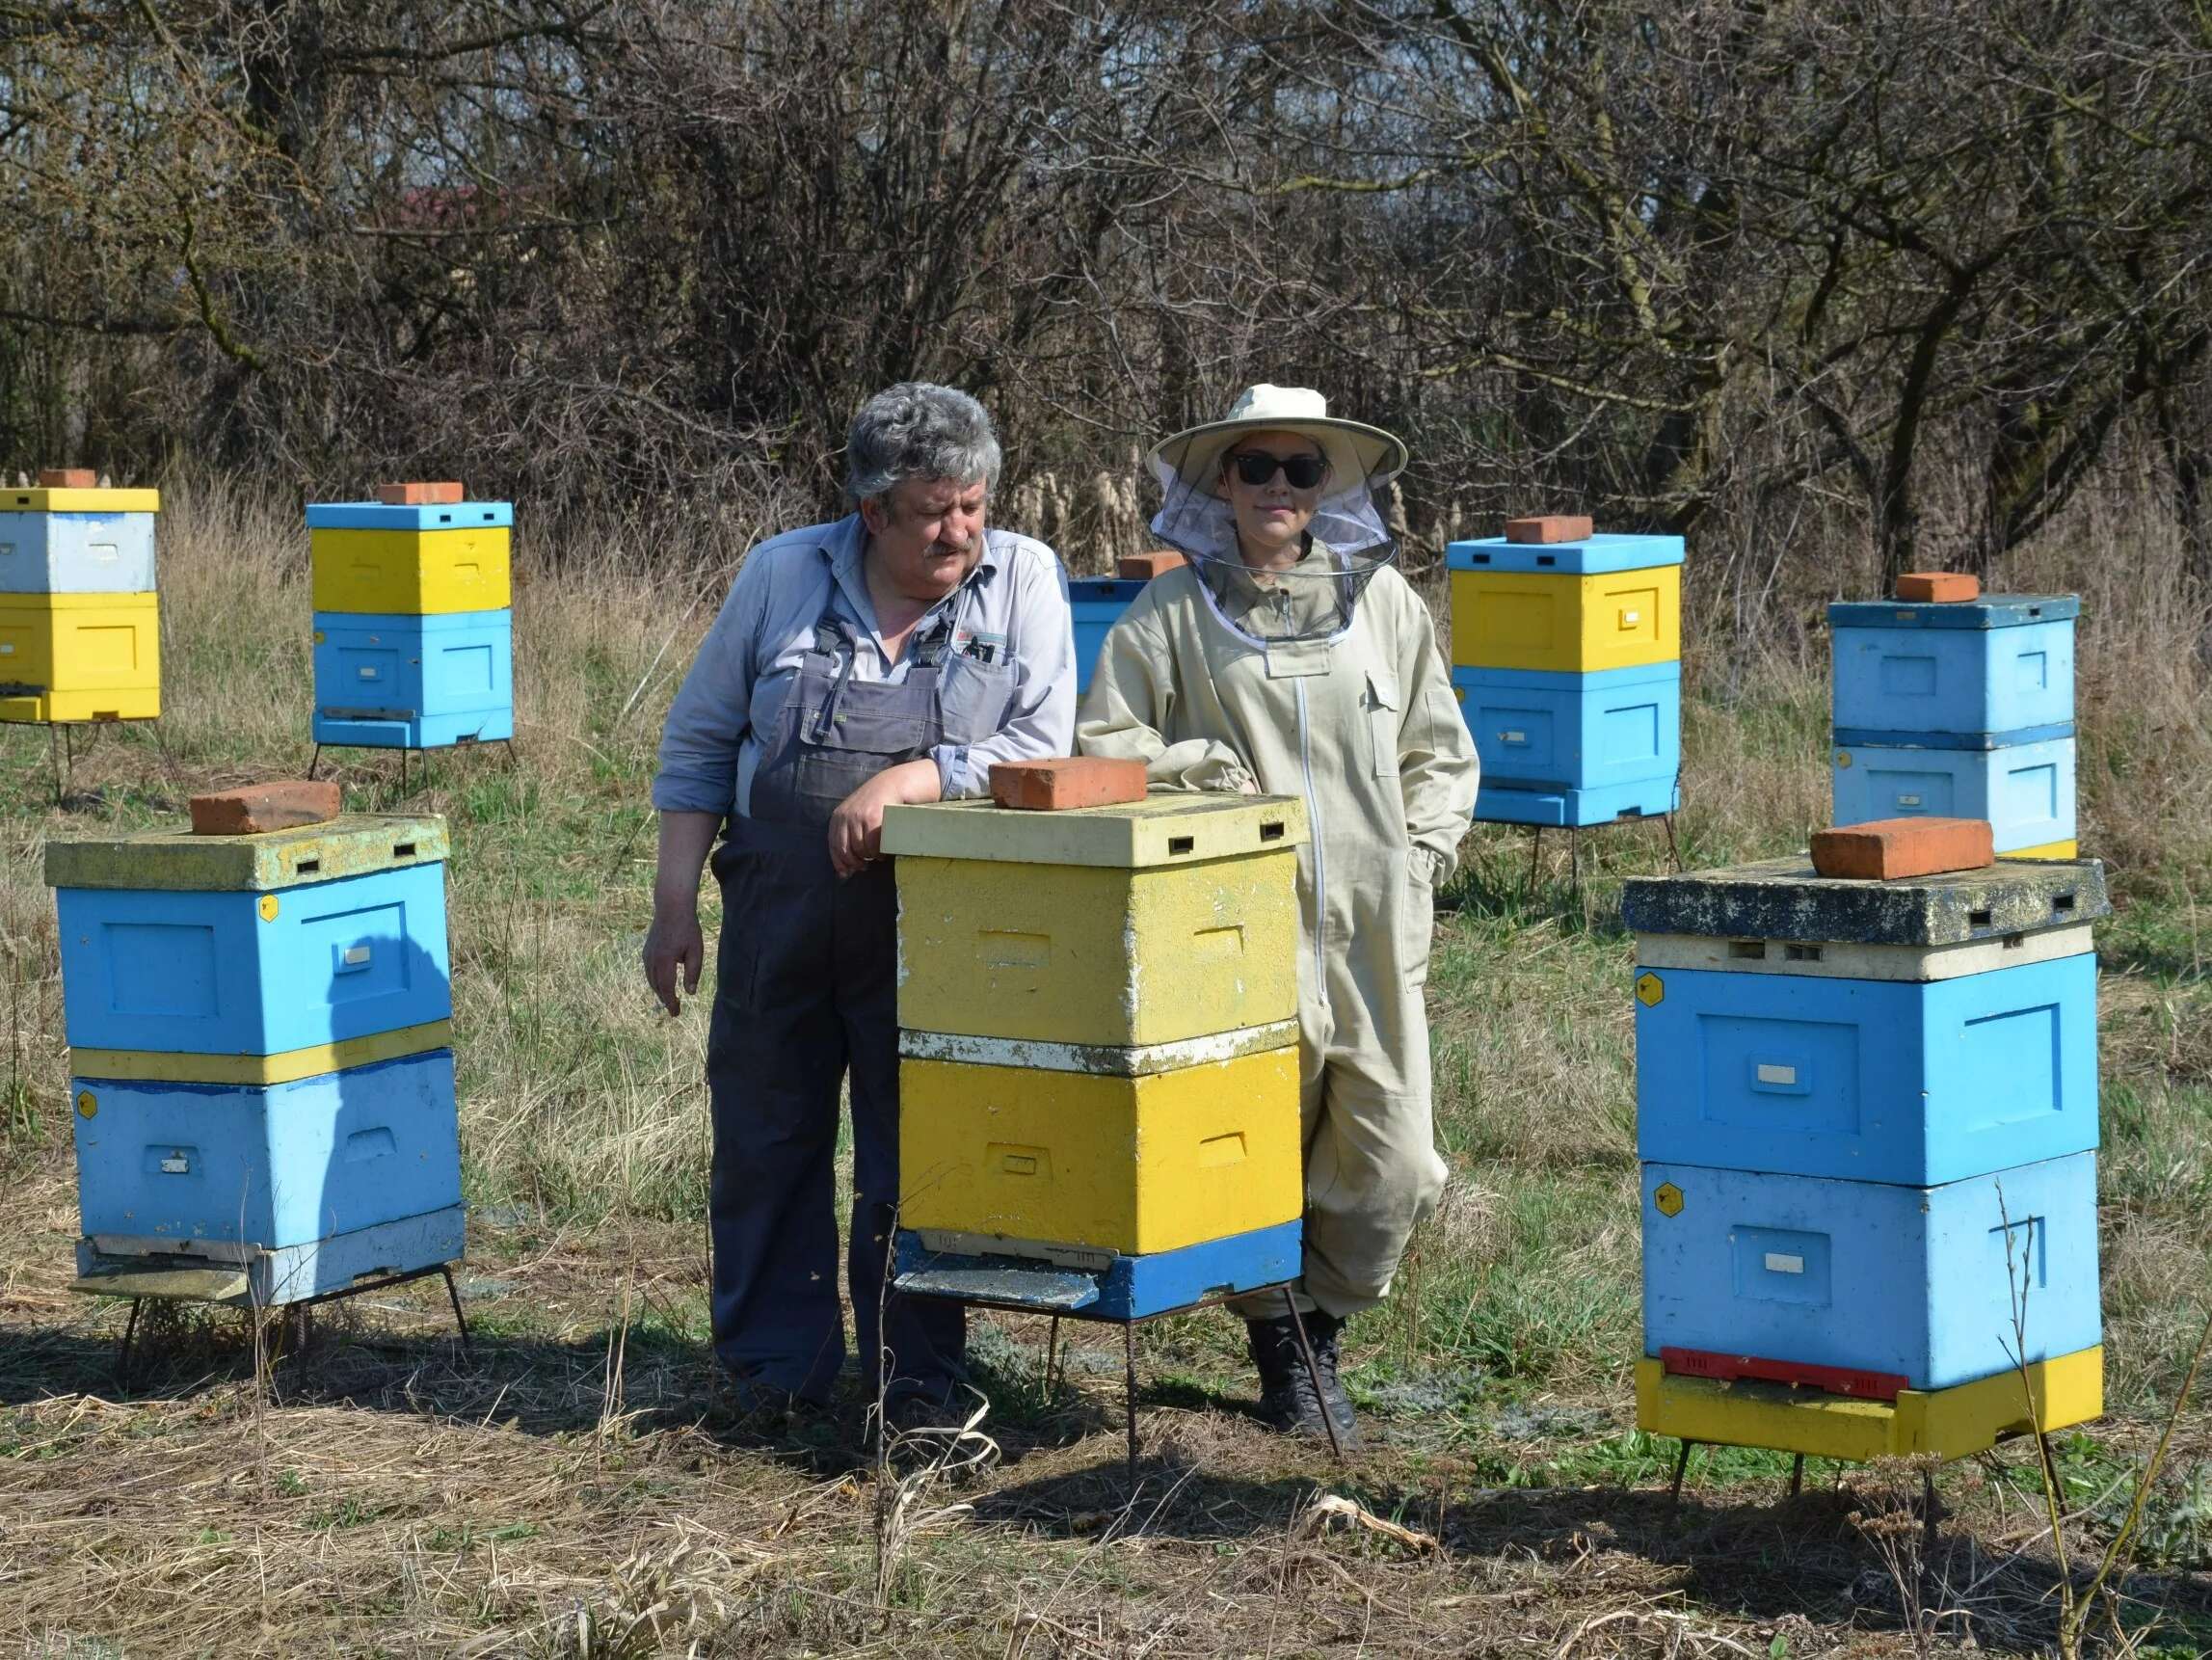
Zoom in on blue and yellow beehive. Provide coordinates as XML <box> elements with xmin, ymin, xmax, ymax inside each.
<box><xmin>306</xmin><ymin>493</ymin><xmax>514</xmax><ymax>751</ymax></box>
<box><xmin>885</xmin><ymin>792</ymin><xmax>1309</xmax><ymax>1319</ymax></box>
<box><xmin>1448</xmin><ymin>530</ymin><xmax>1684</xmax><ymax>826</ymax></box>
<box><xmin>1621</xmin><ymin>854</ymin><xmax>2109</xmax><ymax>1461</ymax></box>
<box><xmin>1830</xmin><ymin>594</ymin><xmax>2080</xmax><ymax>858</ymax></box>
<box><xmin>48</xmin><ymin>813</ymin><xmax>464</xmax><ymax>1307</ymax></box>
<box><xmin>0</xmin><ymin>480</ymin><xmax>160</xmax><ymax>723</ymax></box>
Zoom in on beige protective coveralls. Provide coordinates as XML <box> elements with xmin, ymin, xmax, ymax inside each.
<box><xmin>1077</xmin><ymin>544</ymin><xmax>1480</xmax><ymax>1317</ymax></box>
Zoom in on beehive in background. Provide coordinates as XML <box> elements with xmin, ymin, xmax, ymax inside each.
<box><xmin>49</xmin><ymin>811</ymin><xmax>464</xmax><ymax>1307</ymax></box>
<box><xmin>307</xmin><ymin>489</ymin><xmax>514</xmax><ymax>750</ymax></box>
<box><xmin>0</xmin><ymin>475</ymin><xmax>160</xmax><ymax>723</ymax></box>
<box><xmin>1830</xmin><ymin>592</ymin><xmax>2080</xmax><ymax>858</ymax></box>
<box><xmin>1447</xmin><ymin>528</ymin><xmax>1685</xmax><ymax>826</ymax></box>
<box><xmin>1621</xmin><ymin>851</ymin><xmax>2109</xmax><ymax>1461</ymax></box>
<box><xmin>887</xmin><ymin>793</ymin><xmax>1308</xmax><ymax>1319</ymax></box>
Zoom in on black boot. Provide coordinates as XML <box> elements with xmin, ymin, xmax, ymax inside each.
<box><xmin>1244</xmin><ymin>1313</ymin><xmax>1360</xmax><ymax>1449</ymax></box>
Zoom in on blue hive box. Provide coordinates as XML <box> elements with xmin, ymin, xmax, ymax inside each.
<box><xmin>48</xmin><ymin>816</ymin><xmax>451</xmax><ymax>1058</ymax></box>
<box><xmin>1453</xmin><ymin>662</ymin><xmax>1680</xmax><ymax>794</ymax></box>
<box><xmin>0</xmin><ymin>511</ymin><xmax>158</xmax><ymax>593</ymax></box>
<box><xmin>1830</xmin><ymin>595</ymin><xmax>2076</xmax><ymax>744</ymax></box>
<box><xmin>312</xmin><ymin>608</ymin><xmax>514</xmax><ymax>749</ymax></box>
<box><xmin>1641</xmin><ymin>1151</ymin><xmax>2100</xmax><ymax>1391</ymax></box>
<box><xmin>304</xmin><ymin>501</ymin><xmax>514</xmax><ymax>531</ymax></box>
<box><xmin>894</xmin><ymin>1218</ymin><xmax>1300</xmax><ymax>1320</ymax></box>
<box><xmin>1445</xmin><ymin>533</ymin><xmax>1687</xmax><ymax>575</ymax></box>
<box><xmin>1832</xmin><ymin>735</ymin><xmax>2075</xmax><ymax>854</ymax></box>
<box><xmin>1635</xmin><ymin>953</ymin><xmax>2098</xmax><ymax>1185</ymax></box>
<box><xmin>70</xmin><ymin>1050</ymin><xmax>461</xmax><ymax>1250</ymax></box>
<box><xmin>1069</xmin><ymin>577</ymin><xmax>1143</xmax><ymax>695</ymax></box>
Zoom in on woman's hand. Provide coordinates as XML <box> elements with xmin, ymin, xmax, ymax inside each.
<box><xmin>828</xmin><ymin>759</ymin><xmax>943</xmax><ymax>876</ymax></box>
<box><xmin>643</xmin><ymin>897</ymin><xmax>705</xmax><ymax>1016</ymax></box>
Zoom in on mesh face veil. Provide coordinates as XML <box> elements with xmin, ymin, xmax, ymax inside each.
<box><xmin>1147</xmin><ymin>452</ymin><xmax>1399</xmax><ymax>647</ymax></box>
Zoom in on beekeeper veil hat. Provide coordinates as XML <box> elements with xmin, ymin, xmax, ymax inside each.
<box><xmin>1147</xmin><ymin>385</ymin><xmax>1406</xmax><ymax>644</ymax></box>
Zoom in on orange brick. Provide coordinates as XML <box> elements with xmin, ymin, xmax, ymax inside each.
<box><xmin>990</xmin><ymin>757</ymin><xmax>1149</xmax><ymax>812</ymax></box>
<box><xmin>189</xmin><ymin>781</ymin><xmax>343</xmax><ymax>836</ymax></box>
<box><xmin>376</xmin><ymin>481</ymin><xmax>466</xmax><ymax>506</ymax></box>
<box><xmin>1810</xmin><ymin>817</ymin><xmax>1995</xmax><ymax>881</ymax></box>
<box><xmin>1896</xmin><ymin>571</ymin><xmax>1982</xmax><ymax>602</ymax></box>
<box><xmin>1116</xmin><ymin>551</ymin><xmax>1186</xmax><ymax>580</ymax></box>
<box><xmin>1505</xmin><ymin>514</ymin><xmax>1594</xmax><ymax>545</ymax></box>
<box><xmin>38</xmin><ymin>468</ymin><xmax>95</xmax><ymax>489</ymax></box>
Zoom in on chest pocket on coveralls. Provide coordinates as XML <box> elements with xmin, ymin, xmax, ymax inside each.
<box><xmin>936</xmin><ymin>650</ymin><xmax>1020</xmax><ymax>744</ymax></box>
<box><xmin>1364</xmin><ymin>669</ymin><xmax>1401</xmax><ymax>780</ymax></box>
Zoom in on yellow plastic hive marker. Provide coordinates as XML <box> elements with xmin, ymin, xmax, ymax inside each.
<box><xmin>898</xmin><ymin>1045</ymin><xmax>1304</xmax><ymax>1255</ymax></box>
<box><xmin>68</xmin><ymin>1020</ymin><xmax>454</xmax><ymax>1087</ymax></box>
<box><xmin>0</xmin><ymin>592</ymin><xmax>160</xmax><ymax>723</ymax></box>
<box><xmin>309</xmin><ymin>526</ymin><xmax>513</xmax><ymax>614</ymax></box>
<box><xmin>1634</xmin><ymin>1346</ymin><xmax>2102</xmax><ymax>1463</ymax></box>
<box><xmin>1451</xmin><ymin>564</ymin><xmax>1682</xmax><ymax>673</ymax></box>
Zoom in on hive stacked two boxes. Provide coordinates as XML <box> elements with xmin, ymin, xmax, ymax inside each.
<box><xmin>308</xmin><ymin>482</ymin><xmax>514</xmax><ymax>752</ymax></box>
<box><xmin>1830</xmin><ymin>581</ymin><xmax>2079</xmax><ymax>859</ymax></box>
<box><xmin>1622</xmin><ymin>836</ymin><xmax>2106</xmax><ymax>1460</ymax></box>
<box><xmin>1446</xmin><ymin>518</ymin><xmax>1685</xmax><ymax>826</ymax></box>
<box><xmin>885</xmin><ymin>781</ymin><xmax>1310</xmax><ymax>1317</ymax></box>
<box><xmin>0</xmin><ymin>469</ymin><xmax>160</xmax><ymax>724</ymax></box>
<box><xmin>51</xmin><ymin>796</ymin><xmax>465</xmax><ymax>1306</ymax></box>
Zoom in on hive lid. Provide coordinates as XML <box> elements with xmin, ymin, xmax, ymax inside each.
<box><xmin>1</xmin><ymin>487</ymin><xmax>160</xmax><ymax>514</ymax></box>
<box><xmin>1827</xmin><ymin>594</ymin><xmax>2078</xmax><ymax>630</ymax></box>
<box><xmin>45</xmin><ymin>813</ymin><xmax>448</xmax><ymax>892</ymax></box>
<box><xmin>1446</xmin><ymin>533</ymin><xmax>1685</xmax><ymax>576</ymax></box>
<box><xmin>883</xmin><ymin>791</ymin><xmax>1307</xmax><ymax>868</ymax></box>
<box><xmin>306</xmin><ymin>500</ymin><xmax>513</xmax><ymax>530</ymax></box>
<box><xmin>1621</xmin><ymin>854</ymin><xmax>2108</xmax><ymax>946</ymax></box>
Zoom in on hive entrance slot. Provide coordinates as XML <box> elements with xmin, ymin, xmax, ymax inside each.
<box><xmin>1167</xmin><ymin>836</ymin><xmax>1195</xmax><ymax>856</ymax></box>
<box><xmin>1969</xmin><ymin>908</ymin><xmax>1994</xmax><ymax>927</ymax></box>
<box><xmin>1259</xmin><ymin>820</ymin><xmax>1286</xmax><ymax>842</ymax></box>
<box><xmin>1784</xmin><ymin>944</ymin><xmax>1824</xmax><ymax>962</ymax></box>
<box><xmin>1536</xmin><ymin>554</ymin><xmax>1557</xmax><ymax>567</ymax></box>
<box><xmin>1728</xmin><ymin>941</ymin><xmax>1764</xmax><ymax>960</ymax></box>
<box><xmin>2052</xmin><ymin>893</ymin><xmax>2075</xmax><ymax>912</ymax></box>
<box><xmin>392</xmin><ymin>843</ymin><xmax>416</xmax><ymax>859</ymax></box>
<box><xmin>294</xmin><ymin>858</ymin><xmax>321</xmax><ymax>875</ymax></box>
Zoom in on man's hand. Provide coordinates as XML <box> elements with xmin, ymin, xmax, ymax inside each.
<box><xmin>643</xmin><ymin>897</ymin><xmax>705</xmax><ymax>1015</ymax></box>
<box><xmin>827</xmin><ymin>759</ymin><xmax>943</xmax><ymax>876</ymax></box>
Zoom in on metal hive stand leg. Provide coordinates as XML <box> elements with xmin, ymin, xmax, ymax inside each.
<box><xmin>1667</xmin><ymin>1438</ymin><xmax>1694</xmax><ymax>1502</ymax></box>
<box><xmin>1124</xmin><ymin>1322</ymin><xmax>1139</xmax><ymax>1484</ymax></box>
<box><xmin>1042</xmin><ymin>1314</ymin><xmax>1060</xmax><ymax>1400</ymax></box>
<box><xmin>114</xmin><ymin>1299</ymin><xmax>143</xmax><ymax>1384</ymax></box>
<box><xmin>1662</xmin><ymin>810</ymin><xmax>1685</xmax><ymax>871</ymax></box>
<box><xmin>1281</xmin><ymin>1288</ymin><xmax>1344</xmax><ymax>1462</ymax></box>
<box><xmin>1526</xmin><ymin>825</ymin><xmax>1543</xmax><ymax>891</ymax></box>
<box><xmin>439</xmin><ymin>1264</ymin><xmax>473</xmax><ymax>1358</ymax></box>
<box><xmin>1788</xmin><ymin>1453</ymin><xmax>1805</xmax><ymax>1499</ymax></box>
<box><xmin>306</xmin><ymin>743</ymin><xmax>324</xmax><ymax>781</ymax></box>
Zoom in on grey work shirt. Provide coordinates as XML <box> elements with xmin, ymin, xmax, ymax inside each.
<box><xmin>653</xmin><ymin>514</ymin><xmax>1077</xmax><ymax>818</ymax></box>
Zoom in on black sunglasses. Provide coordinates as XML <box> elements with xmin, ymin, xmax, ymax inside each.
<box><xmin>1228</xmin><ymin>451</ymin><xmax>1328</xmax><ymax>490</ymax></box>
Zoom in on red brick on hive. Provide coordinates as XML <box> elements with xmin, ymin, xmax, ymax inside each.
<box><xmin>189</xmin><ymin>781</ymin><xmax>343</xmax><ymax>836</ymax></box>
<box><xmin>38</xmin><ymin>469</ymin><xmax>95</xmax><ymax>489</ymax></box>
<box><xmin>1809</xmin><ymin>817</ymin><xmax>1996</xmax><ymax>880</ymax></box>
<box><xmin>990</xmin><ymin>757</ymin><xmax>1148</xmax><ymax>812</ymax></box>
<box><xmin>1116</xmin><ymin>551</ymin><xmax>1186</xmax><ymax>580</ymax></box>
<box><xmin>375</xmin><ymin>482</ymin><xmax>466</xmax><ymax>506</ymax></box>
<box><xmin>1895</xmin><ymin>572</ymin><xmax>1981</xmax><ymax>602</ymax></box>
<box><xmin>1504</xmin><ymin>514</ymin><xmax>1595</xmax><ymax>545</ymax></box>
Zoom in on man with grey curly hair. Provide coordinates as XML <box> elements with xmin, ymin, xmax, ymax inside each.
<box><xmin>647</xmin><ymin>382</ymin><xmax>1076</xmax><ymax>1438</ymax></box>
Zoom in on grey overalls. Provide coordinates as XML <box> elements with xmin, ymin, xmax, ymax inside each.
<box><xmin>706</xmin><ymin>568</ymin><xmax>1014</xmax><ymax>1406</ymax></box>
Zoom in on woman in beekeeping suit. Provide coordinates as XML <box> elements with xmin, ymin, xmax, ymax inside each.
<box><xmin>1077</xmin><ymin>385</ymin><xmax>1479</xmax><ymax>1448</ymax></box>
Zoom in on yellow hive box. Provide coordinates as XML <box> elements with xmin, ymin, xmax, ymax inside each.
<box><xmin>1634</xmin><ymin>1346</ymin><xmax>2102</xmax><ymax>1463</ymax></box>
<box><xmin>1450</xmin><ymin>566</ymin><xmax>1682</xmax><ymax>673</ymax></box>
<box><xmin>68</xmin><ymin>1020</ymin><xmax>454</xmax><ymax>1087</ymax></box>
<box><xmin>885</xmin><ymin>793</ymin><xmax>1307</xmax><ymax>1047</ymax></box>
<box><xmin>2000</xmin><ymin>839</ymin><xmax>2079</xmax><ymax>861</ymax></box>
<box><xmin>310</xmin><ymin>526</ymin><xmax>512</xmax><ymax>613</ymax></box>
<box><xmin>0</xmin><ymin>592</ymin><xmax>159</xmax><ymax>722</ymax></box>
<box><xmin>0</xmin><ymin>487</ymin><xmax>160</xmax><ymax>514</ymax></box>
<box><xmin>898</xmin><ymin>1029</ymin><xmax>1303</xmax><ymax>1255</ymax></box>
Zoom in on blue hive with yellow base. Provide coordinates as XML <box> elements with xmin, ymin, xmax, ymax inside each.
<box><xmin>1622</xmin><ymin>852</ymin><xmax>2110</xmax><ymax>1461</ymax></box>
